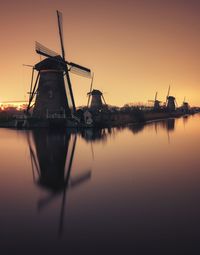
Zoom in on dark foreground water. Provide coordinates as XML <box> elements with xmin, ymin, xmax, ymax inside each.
<box><xmin>0</xmin><ymin>114</ymin><xmax>200</xmax><ymax>254</ymax></box>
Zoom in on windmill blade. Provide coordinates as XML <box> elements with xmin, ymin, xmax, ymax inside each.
<box><xmin>69</xmin><ymin>62</ymin><xmax>91</xmax><ymax>78</ymax></box>
<box><xmin>64</xmin><ymin>134</ymin><xmax>77</xmax><ymax>184</ymax></box>
<box><xmin>37</xmin><ymin>193</ymin><xmax>60</xmax><ymax>211</ymax></box>
<box><xmin>35</xmin><ymin>41</ymin><xmax>59</xmax><ymax>58</ymax></box>
<box><xmin>167</xmin><ymin>86</ymin><xmax>170</xmax><ymax>98</ymax></box>
<box><xmin>27</xmin><ymin>72</ymin><xmax>40</xmax><ymax>113</ymax></box>
<box><xmin>70</xmin><ymin>170</ymin><xmax>91</xmax><ymax>188</ymax></box>
<box><xmin>155</xmin><ymin>92</ymin><xmax>158</xmax><ymax>101</ymax></box>
<box><xmin>87</xmin><ymin>73</ymin><xmax>94</xmax><ymax>107</ymax></box>
<box><xmin>102</xmin><ymin>94</ymin><xmax>107</xmax><ymax>105</ymax></box>
<box><xmin>29</xmin><ymin>67</ymin><xmax>35</xmax><ymax>101</ymax></box>
<box><xmin>23</xmin><ymin>64</ymin><xmax>34</xmax><ymax>68</ymax></box>
<box><xmin>166</xmin><ymin>85</ymin><xmax>171</xmax><ymax>104</ymax></box>
<box><xmin>57</xmin><ymin>10</ymin><xmax>65</xmax><ymax>60</ymax></box>
<box><xmin>63</xmin><ymin>71</ymin><xmax>76</xmax><ymax>112</ymax></box>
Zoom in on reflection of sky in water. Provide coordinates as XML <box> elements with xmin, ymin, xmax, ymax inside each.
<box><xmin>0</xmin><ymin>114</ymin><xmax>200</xmax><ymax>253</ymax></box>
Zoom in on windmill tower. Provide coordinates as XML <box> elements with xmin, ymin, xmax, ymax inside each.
<box><xmin>26</xmin><ymin>11</ymin><xmax>91</xmax><ymax>119</ymax></box>
<box><xmin>148</xmin><ymin>92</ymin><xmax>162</xmax><ymax>111</ymax></box>
<box><xmin>182</xmin><ymin>97</ymin><xmax>190</xmax><ymax>113</ymax></box>
<box><xmin>87</xmin><ymin>75</ymin><xmax>107</xmax><ymax>110</ymax></box>
<box><xmin>166</xmin><ymin>86</ymin><xmax>177</xmax><ymax>112</ymax></box>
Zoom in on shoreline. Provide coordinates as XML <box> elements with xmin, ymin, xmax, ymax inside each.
<box><xmin>0</xmin><ymin>110</ymin><xmax>196</xmax><ymax>130</ymax></box>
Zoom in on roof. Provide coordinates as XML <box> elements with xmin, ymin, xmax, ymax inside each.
<box><xmin>167</xmin><ymin>96</ymin><xmax>175</xmax><ymax>100</ymax></box>
<box><xmin>89</xmin><ymin>89</ymin><xmax>103</xmax><ymax>96</ymax></box>
<box><xmin>34</xmin><ymin>56</ymin><xmax>66</xmax><ymax>71</ymax></box>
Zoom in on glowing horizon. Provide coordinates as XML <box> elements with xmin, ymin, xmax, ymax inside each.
<box><xmin>0</xmin><ymin>0</ymin><xmax>200</xmax><ymax>107</ymax></box>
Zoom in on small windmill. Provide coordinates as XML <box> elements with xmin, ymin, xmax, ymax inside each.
<box><xmin>26</xmin><ymin>10</ymin><xmax>91</xmax><ymax>119</ymax></box>
<box><xmin>181</xmin><ymin>97</ymin><xmax>190</xmax><ymax>113</ymax></box>
<box><xmin>165</xmin><ymin>86</ymin><xmax>177</xmax><ymax>112</ymax></box>
<box><xmin>87</xmin><ymin>76</ymin><xmax>107</xmax><ymax>110</ymax></box>
<box><xmin>148</xmin><ymin>92</ymin><xmax>162</xmax><ymax>111</ymax></box>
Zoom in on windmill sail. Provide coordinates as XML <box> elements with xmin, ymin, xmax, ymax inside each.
<box><xmin>69</xmin><ymin>62</ymin><xmax>91</xmax><ymax>78</ymax></box>
<box><xmin>87</xmin><ymin>73</ymin><xmax>94</xmax><ymax>107</ymax></box>
<box><xmin>155</xmin><ymin>92</ymin><xmax>158</xmax><ymax>101</ymax></box>
<box><xmin>57</xmin><ymin>10</ymin><xmax>65</xmax><ymax>60</ymax></box>
<box><xmin>63</xmin><ymin>74</ymin><xmax>73</xmax><ymax>110</ymax></box>
<box><xmin>36</xmin><ymin>41</ymin><xmax>59</xmax><ymax>58</ymax></box>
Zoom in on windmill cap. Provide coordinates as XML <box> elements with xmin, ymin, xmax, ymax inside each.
<box><xmin>167</xmin><ymin>96</ymin><xmax>175</xmax><ymax>99</ymax></box>
<box><xmin>88</xmin><ymin>89</ymin><xmax>103</xmax><ymax>95</ymax></box>
<box><xmin>35</xmin><ymin>56</ymin><xmax>65</xmax><ymax>71</ymax></box>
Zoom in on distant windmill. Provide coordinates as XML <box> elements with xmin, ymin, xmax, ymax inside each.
<box><xmin>148</xmin><ymin>92</ymin><xmax>162</xmax><ymax>111</ymax></box>
<box><xmin>181</xmin><ymin>97</ymin><xmax>190</xmax><ymax>113</ymax></box>
<box><xmin>165</xmin><ymin>86</ymin><xmax>177</xmax><ymax>112</ymax></box>
<box><xmin>26</xmin><ymin>10</ymin><xmax>91</xmax><ymax>119</ymax></box>
<box><xmin>87</xmin><ymin>75</ymin><xmax>107</xmax><ymax>110</ymax></box>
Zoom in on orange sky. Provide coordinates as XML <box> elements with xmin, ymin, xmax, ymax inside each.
<box><xmin>0</xmin><ymin>0</ymin><xmax>200</xmax><ymax>107</ymax></box>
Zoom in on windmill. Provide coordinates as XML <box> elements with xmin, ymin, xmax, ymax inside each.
<box><xmin>181</xmin><ymin>97</ymin><xmax>190</xmax><ymax>113</ymax></box>
<box><xmin>26</xmin><ymin>10</ymin><xmax>91</xmax><ymax>120</ymax></box>
<box><xmin>86</xmin><ymin>78</ymin><xmax>107</xmax><ymax>110</ymax></box>
<box><xmin>165</xmin><ymin>86</ymin><xmax>177</xmax><ymax>112</ymax></box>
<box><xmin>148</xmin><ymin>92</ymin><xmax>162</xmax><ymax>111</ymax></box>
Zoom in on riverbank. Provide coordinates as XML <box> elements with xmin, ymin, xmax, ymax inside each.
<box><xmin>0</xmin><ymin>109</ymin><xmax>196</xmax><ymax>129</ymax></box>
<box><xmin>91</xmin><ymin>110</ymin><xmax>193</xmax><ymax>127</ymax></box>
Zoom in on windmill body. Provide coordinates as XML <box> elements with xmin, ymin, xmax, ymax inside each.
<box><xmin>148</xmin><ymin>92</ymin><xmax>161</xmax><ymax>111</ymax></box>
<box><xmin>87</xmin><ymin>89</ymin><xmax>107</xmax><ymax>110</ymax></box>
<box><xmin>90</xmin><ymin>90</ymin><xmax>103</xmax><ymax>109</ymax></box>
<box><xmin>182</xmin><ymin>101</ymin><xmax>190</xmax><ymax>113</ymax></box>
<box><xmin>165</xmin><ymin>86</ymin><xmax>176</xmax><ymax>112</ymax></box>
<box><xmin>154</xmin><ymin>100</ymin><xmax>161</xmax><ymax>110</ymax></box>
<box><xmin>33</xmin><ymin>57</ymin><xmax>70</xmax><ymax>118</ymax></box>
<box><xmin>166</xmin><ymin>96</ymin><xmax>176</xmax><ymax>111</ymax></box>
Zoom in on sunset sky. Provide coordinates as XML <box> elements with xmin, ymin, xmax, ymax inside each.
<box><xmin>0</xmin><ymin>0</ymin><xmax>200</xmax><ymax>107</ymax></box>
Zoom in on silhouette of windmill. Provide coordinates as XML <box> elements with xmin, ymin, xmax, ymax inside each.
<box><xmin>181</xmin><ymin>97</ymin><xmax>190</xmax><ymax>113</ymax></box>
<box><xmin>86</xmin><ymin>74</ymin><xmax>107</xmax><ymax>110</ymax></box>
<box><xmin>165</xmin><ymin>86</ymin><xmax>178</xmax><ymax>112</ymax></box>
<box><xmin>148</xmin><ymin>92</ymin><xmax>162</xmax><ymax>111</ymax></box>
<box><xmin>26</xmin><ymin>11</ymin><xmax>91</xmax><ymax>119</ymax></box>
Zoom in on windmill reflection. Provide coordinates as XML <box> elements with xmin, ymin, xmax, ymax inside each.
<box><xmin>27</xmin><ymin>129</ymin><xmax>92</xmax><ymax>236</ymax></box>
<box><xmin>149</xmin><ymin>118</ymin><xmax>175</xmax><ymax>133</ymax></box>
<box><xmin>128</xmin><ymin>123</ymin><xmax>145</xmax><ymax>134</ymax></box>
<box><xmin>165</xmin><ymin>118</ymin><xmax>175</xmax><ymax>131</ymax></box>
<box><xmin>81</xmin><ymin>127</ymin><xmax>115</xmax><ymax>143</ymax></box>
<box><xmin>128</xmin><ymin>118</ymin><xmax>176</xmax><ymax>141</ymax></box>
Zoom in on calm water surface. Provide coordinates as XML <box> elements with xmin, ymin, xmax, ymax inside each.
<box><xmin>0</xmin><ymin>114</ymin><xmax>200</xmax><ymax>254</ymax></box>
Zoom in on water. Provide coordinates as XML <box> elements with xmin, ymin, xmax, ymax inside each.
<box><xmin>0</xmin><ymin>114</ymin><xmax>200</xmax><ymax>254</ymax></box>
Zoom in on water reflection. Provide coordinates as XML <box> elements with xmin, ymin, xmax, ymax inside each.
<box><xmin>80</xmin><ymin>128</ymin><xmax>114</xmax><ymax>143</ymax></box>
<box><xmin>128</xmin><ymin>123</ymin><xmax>145</xmax><ymax>134</ymax></box>
<box><xmin>162</xmin><ymin>118</ymin><xmax>175</xmax><ymax>132</ymax></box>
<box><xmin>1</xmin><ymin>115</ymin><xmax>200</xmax><ymax>253</ymax></box>
<box><xmin>27</xmin><ymin>129</ymin><xmax>92</xmax><ymax>236</ymax></box>
<box><xmin>183</xmin><ymin>115</ymin><xmax>189</xmax><ymax>126</ymax></box>
<box><xmin>128</xmin><ymin>118</ymin><xmax>175</xmax><ymax>136</ymax></box>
